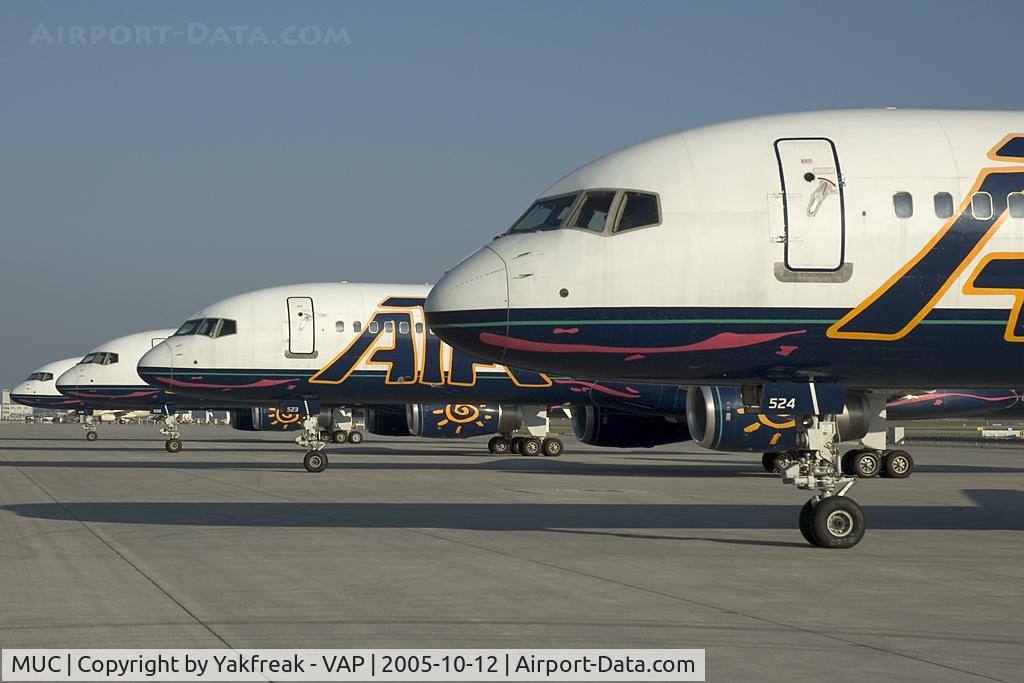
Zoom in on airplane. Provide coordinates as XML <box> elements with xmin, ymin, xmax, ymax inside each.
<box><xmin>11</xmin><ymin>358</ymin><xmax>87</xmax><ymax>411</ymax></box>
<box><xmin>135</xmin><ymin>281</ymin><xmax>1017</xmax><ymax>479</ymax></box>
<box><xmin>424</xmin><ymin>108</ymin><xmax>1024</xmax><ymax>547</ymax></box>
<box><xmin>51</xmin><ymin>328</ymin><xmax>282</xmax><ymax>452</ymax></box>
<box><xmin>136</xmin><ymin>283</ymin><xmax>684</xmax><ymax>471</ymax></box>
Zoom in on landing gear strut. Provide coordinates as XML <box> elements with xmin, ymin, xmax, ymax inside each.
<box><xmin>776</xmin><ymin>415</ymin><xmax>866</xmax><ymax>548</ymax></box>
<box><xmin>83</xmin><ymin>415</ymin><xmax>99</xmax><ymax>441</ymax></box>
<box><xmin>160</xmin><ymin>413</ymin><xmax>183</xmax><ymax>453</ymax></box>
<box><xmin>297</xmin><ymin>415</ymin><xmax>329</xmax><ymax>473</ymax></box>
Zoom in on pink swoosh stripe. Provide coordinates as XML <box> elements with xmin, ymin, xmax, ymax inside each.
<box><xmin>64</xmin><ymin>390</ymin><xmax>159</xmax><ymax>399</ymax></box>
<box><xmin>555</xmin><ymin>380</ymin><xmax>642</xmax><ymax>399</ymax></box>
<box><xmin>157</xmin><ymin>376</ymin><xmax>299</xmax><ymax>390</ymax></box>
<box><xmin>887</xmin><ymin>392</ymin><xmax>1021</xmax><ymax>408</ymax></box>
<box><xmin>480</xmin><ymin>330</ymin><xmax>806</xmax><ymax>354</ymax></box>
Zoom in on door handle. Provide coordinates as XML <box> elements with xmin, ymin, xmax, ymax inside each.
<box><xmin>806</xmin><ymin>180</ymin><xmax>831</xmax><ymax>217</ymax></box>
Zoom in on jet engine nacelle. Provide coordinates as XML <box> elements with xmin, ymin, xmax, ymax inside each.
<box><xmin>685</xmin><ymin>386</ymin><xmax>872</xmax><ymax>452</ymax></box>
<box><xmin>407</xmin><ymin>403</ymin><xmax>521</xmax><ymax>439</ymax></box>
<box><xmin>230</xmin><ymin>407</ymin><xmax>305</xmax><ymax>431</ymax></box>
<box><xmin>571</xmin><ymin>405</ymin><xmax>692</xmax><ymax>448</ymax></box>
<box><xmin>365</xmin><ymin>407</ymin><xmax>411</xmax><ymax>437</ymax></box>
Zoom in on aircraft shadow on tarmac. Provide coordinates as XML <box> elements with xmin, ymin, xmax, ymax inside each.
<box><xmin>1</xmin><ymin>455</ymin><xmax>1022</xmax><ymax>478</ymax></box>
<box><xmin>3</xmin><ymin>490</ymin><xmax>1021</xmax><ymax>531</ymax></box>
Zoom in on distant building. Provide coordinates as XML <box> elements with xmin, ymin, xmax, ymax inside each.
<box><xmin>2</xmin><ymin>388</ymin><xmax>34</xmax><ymax>421</ymax></box>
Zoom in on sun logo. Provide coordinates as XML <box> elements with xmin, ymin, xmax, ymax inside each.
<box><xmin>268</xmin><ymin>408</ymin><xmax>302</xmax><ymax>429</ymax></box>
<box><xmin>737</xmin><ymin>407</ymin><xmax>796</xmax><ymax>446</ymax></box>
<box><xmin>434</xmin><ymin>404</ymin><xmax>491</xmax><ymax>434</ymax></box>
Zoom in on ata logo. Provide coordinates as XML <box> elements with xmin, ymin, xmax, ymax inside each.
<box><xmin>268</xmin><ymin>408</ymin><xmax>301</xmax><ymax>429</ymax></box>
<box><xmin>737</xmin><ymin>407</ymin><xmax>796</xmax><ymax>446</ymax></box>
<box><xmin>828</xmin><ymin>134</ymin><xmax>1024</xmax><ymax>341</ymax></box>
<box><xmin>434</xmin><ymin>404</ymin><xmax>491</xmax><ymax>434</ymax></box>
<box><xmin>309</xmin><ymin>297</ymin><xmax>552</xmax><ymax>388</ymax></box>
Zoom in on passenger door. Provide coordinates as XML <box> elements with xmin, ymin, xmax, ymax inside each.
<box><xmin>287</xmin><ymin>296</ymin><xmax>316</xmax><ymax>355</ymax></box>
<box><xmin>775</xmin><ymin>138</ymin><xmax>845</xmax><ymax>271</ymax></box>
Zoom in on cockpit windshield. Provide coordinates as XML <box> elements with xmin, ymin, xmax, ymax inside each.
<box><xmin>80</xmin><ymin>352</ymin><xmax>118</xmax><ymax>365</ymax></box>
<box><xmin>25</xmin><ymin>372</ymin><xmax>53</xmax><ymax>382</ymax></box>
<box><xmin>507</xmin><ymin>193</ymin><xmax>580</xmax><ymax>233</ymax></box>
<box><xmin>174</xmin><ymin>318</ymin><xmax>238</xmax><ymax>339</ymax></box>
<box><xmin>506</xmin><ymin>189</ymin><xmax>661</xmax><ymax>235</ymax></box>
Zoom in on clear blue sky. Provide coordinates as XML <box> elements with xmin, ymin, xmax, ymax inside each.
<box><xmin>1</xmin><ymin>0</ymin><xmax>1022</xmax><ymax>386</ymax></box>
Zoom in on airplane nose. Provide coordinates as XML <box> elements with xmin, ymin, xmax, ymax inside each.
<box><xmin>55</xmin><ymin>367</ymin><xmax>80</xmax><ymax>394</ymax></box>
<box><xmin>137</xmin><ymin>343</ymin><xmax>173</xmax><ymax>387</ymax></box>
<box><xmin>425</xmin><ymin>246</ymin><xmax>510</xmax><ymax>362</ymax></box>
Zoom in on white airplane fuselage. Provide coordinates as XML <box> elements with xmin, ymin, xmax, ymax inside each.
<box><xmin>425</xmin><ymin>109</ymin><xmax>1024</xmax><ymax>389</ymax></box>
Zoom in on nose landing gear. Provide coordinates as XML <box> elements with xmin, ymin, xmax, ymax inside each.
<box><xmin>83</xmin><ymin>415</ymin><xmax>99</xmax><ymax>441</ymax></box>
<box><xmin>160</xmin><ymin>413</ymin><xmax>183</xmax><ymax>453</ymax></box>
<box><xmin>297</xmin><ymin>415</ymin><xmax>330</xmax><ymax>473</ymax></box>
<box><xmin>776</xmin><ymin>415</ymin><xmax>866</xmax><ymax>549</ymax></box>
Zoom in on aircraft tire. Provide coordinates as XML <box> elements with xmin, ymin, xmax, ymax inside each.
<box><xmin>883</xmin><ymin>449</ymin><xmax>914</xmax><ymax>478</ymax></box>
<box><xmin>542</xmin><ymin>438</ymin><xmax>563</xmax><ymax>457</ymax></box>
<box><xmin>809</xmin><ymin>496</ymin><xmax>865</xmax><ymax>549</ymax></box>
<box><xmin>520</xmin><ymin>437</ymin><xmax>542</xmax><ymax>457</ymax></box>
<box><xmin>303</xmin><ymin>450</ymin><xmax>328</xmax><ymax>473</ymax></box>
<box><xmin>347</xmin><ymin>431</ymin><xmax>364</xmax><ymax>444</ymax></box>
<box><xmin>85</xmin><ymin>431</ymin><xmax>98</xmax><ymax>442</ymax></box>
<box><xmin>165</xmin><ymin>438</ymin><xmax>182</xmax><ymax>453</ymax></box>
<box><xmin>851</xmin><ymin>450</ymin><xmax>880</xmax><ymax>478</ymax></box>
<box><xmin>488</xmin><ymin>436</ymin><xmax>510</xmax><ymax>454</ymax></box>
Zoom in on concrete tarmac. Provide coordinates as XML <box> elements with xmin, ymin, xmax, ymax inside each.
<box><xmin>0</xmin><ymin>423</ymin><xmax>1021</xmax><ymax>681</ymax></box>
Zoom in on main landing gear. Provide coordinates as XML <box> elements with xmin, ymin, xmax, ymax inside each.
<box><xmin>487</xmin><ymin>434</ymin><xmax>564</xmax><ymax>457</ymax></box>
<box><xmin>763</xmin><ymin>448</ymin><xmax>915</xmax><ymax>479</ymax></box>
<box><xmin>775</xmin><ymin>415</ymin><xmax>867</xmax><ymax>549</ymax></box>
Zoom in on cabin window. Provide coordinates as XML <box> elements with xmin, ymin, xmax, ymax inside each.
<box><xmin>507</xmin><ymin>193</ymin><xmax>579</xmax><ymax>233</ymax></box>
<box><xmin>971</xmin><ymin>192</ymin><xmax>993</xmax><ymax>220</ymax></box>
<box><xmin>353</xmin><ymin>321</ymin><xmax>362</xmax><ymax>333</ymax></box>
<box><xmin>933</xmin><ymin>192</ymin><xmax>954</xmax><ymax>219</ymax></box>
<box><xmin>335</xmin><ymin>321</ymin><xmax>345</xmax><ymax>333</ymax></box>
<box><xmin>384</xmin><ymin>320</ymin><xmax>394</xmax><ymax>333</ymax></box>
<box><xmin>415</xmin><ymin>322</ymin><xmax>424</xmax><ymax>334</ymax></box>
<box><xmin>569</xmin><ymin>190</ymin><xmax>616</xmax><ymax>232</ymax></box>
<box><xmin>1009</xmin><ymin>192</ymin><xmax>1024</xmax><ymax>219</ymax></box>
<box><xmin>614</xmin><ymin>191</ymin><xmax>661</xmax><ymax>232</ymax></box>
<box><xmin>399</xmin><ymin>321</ymin><xmax>409</xmax><ymax>335</ymax></box>
<box><xmin>217</xmin><ymin>319</ymin><xmax>236</xmax><ymax>337</ymax></box>
<box><xmin>368</xmin><ymin>321</ymin><xmax>379</xmax><ymax>334</ymax></box>
<box><xmin>893</xmin><ymin>192</ymin><xmax>913</xmax><ymax>218</ymax></box>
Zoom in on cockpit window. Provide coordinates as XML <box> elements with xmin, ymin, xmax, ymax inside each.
<box><xmin>80</xmin><ymin>352</ymin><xmax>117</xmax><ymax>365</ymax></box>
<box><xmin>614</xmin><ymin>191</ymin><xmax>661</xmax><ymax>232</ymax></box>
<box><xmin>174</xmin><ymin>318</ymin><xmax>237</xmax><ymax>338</ymax></box>
<box><xmin>196</xmin><ymin>319</ymin><xmax>217</xmax><ymax>337</ymax></box>
<box><xmin>570</xmin><ymin>190</ymin><xmax>617</xmax><ymax>232</ymax></box>
<box><xmin>174</xmin><ymin>320</ymin><xmax>201</xmax><ymax>336</ymax></box>
<box><xmin>26</xmin><ymin>372</ymin><xmax>53</xmax><ymax>381</ymax></box>
<box><xmin>508</xmin><ymin>193</ymin><xmax>579</xmax><ymax>233</ymax></box>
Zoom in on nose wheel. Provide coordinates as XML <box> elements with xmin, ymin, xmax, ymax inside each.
<box><xmin>85</xmin><ymin>430</ymin><xmax>99</xmax><ymax>442</ymax></box>
<box><xmin>799</xmin><ymin>496</ymin><xmax>865</xmax><ymax>548</ymax></box>
<box><xmin>303</xmin><ymin>450</ymin><xmax>328</xmax><ymax>473</ymax></box>
<box><xmin>164</xmin><ymin>438</ymin><xmax>183</xmax><ymax>453</ymax></box>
